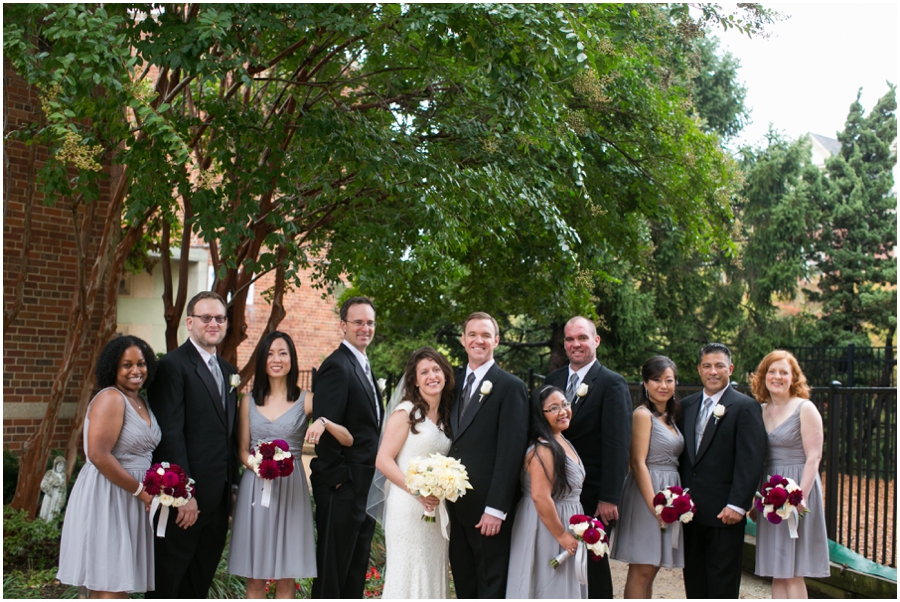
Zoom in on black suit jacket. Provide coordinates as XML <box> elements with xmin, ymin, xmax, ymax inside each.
<box><xmin>448</xmin><ymin>363</ymin><xmax>528</xmax><ymax>526</ymax></box>
<box><xmin>678</xmin><ymin>385</ymin><xmax>767</xmax><ymax>526</ymax></box>
<box><xmin>546</xmin><ymin>361</ymin><xmax>632</xmax><ymax>510</ymax></box>
<box><xmin>148</xmin><ymin>341</ymin><xmax>240</xmax><ymax>515</ymax></box>
<box><xmin>310</xmin><ymin>343</ymin><xmax>383</xmax><ymax>495</ymax></box>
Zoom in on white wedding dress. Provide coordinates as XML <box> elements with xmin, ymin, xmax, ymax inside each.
<box><xmin>381</xmin><ymin>401</ymin><xmax>452</xmax><ymax>599</ymax></box>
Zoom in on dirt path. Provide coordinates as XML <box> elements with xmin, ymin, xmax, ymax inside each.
<box><xmin>609</xmin><ymin>559</ymin><xmax>771</xmax><ymax>598</ymax></box>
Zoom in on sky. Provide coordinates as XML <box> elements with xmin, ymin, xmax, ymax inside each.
<box><xmin>715</xmin><ymin>2</ymin><xmax>898</xmax><ymax>149</ymax></box>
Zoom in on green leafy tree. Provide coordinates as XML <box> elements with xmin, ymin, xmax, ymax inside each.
<box><xmin>812</xmin><ymin>86</ymin><xmax>897</xmax><ymax>347</ymax></box>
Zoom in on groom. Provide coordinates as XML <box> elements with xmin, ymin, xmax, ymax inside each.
<box><xmin>310</xmin><ymin>297</ymin><xmax>383</xmax><ymax>599</ymax></box>
<box><xmin>447</xmin><ymin>312</ymin><xmax>528</xmax><ymax>598</ymax></box>
<box><xmin>678</xmin><ymin>343</ymin><xmax>766</xmax><ymax>598</ymax></box>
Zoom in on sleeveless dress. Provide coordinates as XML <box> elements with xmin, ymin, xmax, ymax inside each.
<box><xmin>57</xmin><ymin>387</ymin><xmax>161</xmax><ymax>593</ymax></box>
<box><xmin>755</xmin><ymin>401</ymin><xmax>830</xmax><ymax>578</ymax></box>
<box><xmin>611</xmin><ymin>408</ymin><xmax>685</xmax><ymax>568</ymax></box>
<box><xmin>381</xmin><ymin>401</ymin><xmax>452</xmax><ymax>599</ymax></box>
<box><xmin>506</xmin><ymin>441</ymin><xmax>588</xmax><ymax>599</ymax></box>
<box><xmin>228</xmin><ymin>393</ymin><xmax>317</xmax><ymax>579</ymax></box>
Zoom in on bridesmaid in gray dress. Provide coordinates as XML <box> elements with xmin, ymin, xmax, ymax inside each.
<box><xmin>58</xmin><ymin>336</ymin><xmax>161</xmax><ymax>596</ymax></box>
<box><xmin>507</xmin><ymin>385</ymin><xmax>587</xmax><ymax>599</ymax></box>
<box><xmin>229</xmin><ymin>331</ymin><xmax>353</xmax><ymax>599</ymax></box>
<box><xmin>750</xmin><ymin>351</ymin><xmax>829</xmax><ymax>598</ymax></box>
<box><xmin>611</xmin><ymin>356</ymin><xmax>685</xmax><ymax>599</ymax></box>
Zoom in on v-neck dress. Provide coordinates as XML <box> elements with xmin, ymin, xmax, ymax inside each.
<box><xmin>57</xmin><ymin>387</ymin><xmax>161</xmax><ymax>593</ymax></box>
<box><xmin>755</xmin><ymin>401</ymin><xmax>830</xmax><ymax>578</ymax></box>
<box><xmin>228</xmin><ymin>392</ymin><xmax>317</xmax><ymax>579</ymax></box>
<box><xmin>611</xmin><ymin>407</ymin><xmax>685</xmax><ymax>568</ymax></box>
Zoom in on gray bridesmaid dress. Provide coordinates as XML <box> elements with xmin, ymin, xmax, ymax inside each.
<box><xmin>506</xmin><ymin>441</ymin><xmax>588</xmax><ymax>599</ymax></box>
<box><xmin>755</xmin><ymin>401</ymin><xmax>830</xmax><ymax>578</ymax></box>
<box><xmin>57</xmin><ymin>387</ymin><xmax>161</xmax><ymax>593</ymax></box>
<box><xmin>228</xmin><ymin>392</ymin><xmax>317</xmax><ymax>579</ymax></box>
<box><xmin>611</xmin><ymin>408</ymin><xmax>685</xmax><ymax>568</ymax></box>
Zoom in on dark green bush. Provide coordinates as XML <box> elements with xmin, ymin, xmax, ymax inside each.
<box><xmin>4</xmin><ymin>448</ymin><xmax>19</xmax><ymax>504</ymax></box>
<box><xmin>3</xmin><ymin>506</ymin><xmax>61</xmax><ymax>572</ymax></box>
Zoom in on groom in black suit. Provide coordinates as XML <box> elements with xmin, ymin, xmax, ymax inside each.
<box><xmin>447</xmin><ymin>312</ymin><xmax>528</xmax><ymax>599</ymax></box>
<box><xmin>148</xmin><ymin>291</ymin><xmax>240</xmax><ymax>598</ymax></box>
<box><xmin>545</xmin><ymin>316</ymin><xmax>632</xmax><ymax>598</ymax></box>
<box><xmin>678</xmin><ymin>343</ymin><xmax>766</xmax><ymax>598</ymax></box>
<box><xmin>310</xmin><ymin>297</ymin><xmax>383</xmax><ymax>599</ymax></box>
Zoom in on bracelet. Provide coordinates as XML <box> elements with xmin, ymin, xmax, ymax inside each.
<box><xmin>320</xmin><ymin>417</ymin><xmax>327</xmax><ymax>427</ymax></box>
<box><xmin>133</xmin><ymin>482</ymin><xmax>144</xmax><ymax>497</ymax></box>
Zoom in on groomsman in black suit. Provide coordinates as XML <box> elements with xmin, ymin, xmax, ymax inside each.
<box><xmin>310</xmin><ymin>297</ymin><xmax>383</xmax><ymax>599</ymax></box>
<box><xmin>678</xmin><ymin>343</ymin><xmax>766</xmax><ymax>598</ymax></box>
<box><xmin>447</xmin><ymin>312</ymin><xmax>529</xmax><ymax>598</ymax></box>
<box><xmin>545</xmin><ymin>316</ymin><xmax>632</xmax><ymax>598</ymax></box>
<box><xmin>148</xmin><ymin>291</ymin><xmax>240</xmax><ymax>598</ymax></box>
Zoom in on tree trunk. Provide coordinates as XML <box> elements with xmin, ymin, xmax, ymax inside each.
<box><xmin>548</xmin><ymin>321</ymin><xmax>567</xmax><ymax>372</ymax></box>
<box><xmin>238</xmin><ymin>261</ymin><xmax>288</xmax><ymax>384</ymax></box>
<box><xmin>161</xmin><ymin>193</ymin><xmax>193</xmax><ymax>352</ymax></box>
<box><xmin>4</xmin><ymin>122</ymin><xmax>38</xmax><ymax>330</ymax></box>
<box><xmin>11</xmin><ymin>174</ymin><xmax>128</xmax><ymax>516</ymax></box>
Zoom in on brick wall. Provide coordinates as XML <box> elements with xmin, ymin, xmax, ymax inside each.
<box><xmin>3</xmin><ymin>61</ymin><xmax>111</xmax><ymax>454</ymax></box>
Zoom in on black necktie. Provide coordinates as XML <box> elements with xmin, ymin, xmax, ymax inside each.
<box><xmin>460</xmin><ymin>372</ymin><xmax>476</xmax><ymax>417</ymax></box>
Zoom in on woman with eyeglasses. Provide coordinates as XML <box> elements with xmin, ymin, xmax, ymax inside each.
<box><xmin>228</xmin><ymin>331</ymin><xmax>353</xmax><ymax>598</ymax></box>
<box><xmin>506</xmin><ymin>385</ymin><xmax>587</xmax><ymax>599</ymax></box>
<box><xmin>610</xmin><ymin>356</ymin><xmax>685</xmax><ymax>598</ymax></box>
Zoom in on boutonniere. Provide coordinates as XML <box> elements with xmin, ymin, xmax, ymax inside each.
<box><xmin>478</xmin><ymin>380</ymin><xmax>493</xmax><ymax>402</ymax></box>
<box><xmin>376</xmin><ymin>378</ymin><xmax>387</xmax><ymax>394</ymax></box>
<box><xmin>712</xmin><ymin>404</ymin><xmax>726</xmax><ymax>424</ymax></box>
<box><xmin>229</xmin><ymin>374</ymin><xmax>241</xmax><ymax>392</ymax></box>
<box><xmin>575</xmin><ymin>383</ymin><xmax>589</xmax><ymax>399</ymax></box>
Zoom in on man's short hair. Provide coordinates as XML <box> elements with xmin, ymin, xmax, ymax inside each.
<box><xmin>339</xmin><ymin>296</ymin><xmax>375</xmax><ymax>321</ymax></box>
<box><xmin>698</xmin><ymin>342</ymin><xmax>732</xmax><ymax>365</ymax></box>
<box><xmin>565</xmin><ymin>316</ymin><xmax>598</xmax><ymax>337</ymax></box>
<box><xmin>462</xmin><ymin>312</ymin><xmax>500</xmax><ymax>338</ymax></box>
<box><xmin>187</xmin><ymin>291</ymin><xmax>227</xmax><ymax>316</ymax></box>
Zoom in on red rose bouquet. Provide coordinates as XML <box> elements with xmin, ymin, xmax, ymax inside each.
<box><xmin>143</xmin><ymin>461</ymin><xmax>195</xmax><ymax>537</ymax></box>
<box><xmin>755</xmin><ymin>474</ymin><xmax>807</xmax><ymax>538</ymax></box>
<box><xmin>653</xmin><ymin>485</ymin><xmax>696</xmax><ymax>528</ymax></box>
<box><xmin>246</xmin><ymin>439</ymin><xmax>294</xmax><ymax>507</ymax></box>
<box><xmin>550</xmin><ymin>514</ymin><xmax>609</xmax><ymax>585</ymax></box>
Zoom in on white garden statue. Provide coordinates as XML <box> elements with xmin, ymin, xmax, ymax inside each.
<box><xmin>39</xmin><ymin>456</ymin><xmax>67</xmax><ymax>523</ymax></box>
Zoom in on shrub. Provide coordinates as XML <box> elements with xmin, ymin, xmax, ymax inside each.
<box><xmin>3</xmin><ymin>507</ymin><xmax>61</xmax><ymax>572</ymax></box>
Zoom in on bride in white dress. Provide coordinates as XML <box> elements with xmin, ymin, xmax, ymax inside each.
<box><xmin>375</xmin><ymin>347</ymin><xmax>455</xmax><ymax>599</ymax></box>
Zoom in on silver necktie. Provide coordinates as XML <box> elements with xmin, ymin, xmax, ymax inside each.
<box><xmin>565</xmin><ymin>373</ymin><xmax>579</xmax><ymax>404</ymax></box>
<box><xmin>696</xmin><ymin>397</ymin><xmax>714</xmax><ymax>452</ymax></box>
<box><xmin>209</xmin><ymin>356</ymin><xmax>225</xmax><ymax>409</ymax></box>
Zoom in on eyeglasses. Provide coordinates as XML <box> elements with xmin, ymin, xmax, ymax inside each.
<box><xmin>543</xmin><ymin>402</ymin><xmax>571</xmax><ymax>415</ymax></box>
<box><xmin>344</xmin><ymin>320</ymin><xmax>376</xmax><ymax>328</ymax></box>
<box><xmin>190</xmin><ymin>314</ymin><xmax>228</xmax><ymax>324</ymax></box>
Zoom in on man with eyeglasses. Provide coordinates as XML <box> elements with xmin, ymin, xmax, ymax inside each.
<box><xmin>310</xmin><ymin>296</ymin><xmax>384</xmax><ymax>599</ymax></box>
<box><xmin>148</xmin><ymin>291</ymin><xmax>240</xmax><ymax>598</ymax></box>
<box><xmin>544</xmin><ymin>316</ymin><xmax>631</xmax><ymax>599</ymax></box>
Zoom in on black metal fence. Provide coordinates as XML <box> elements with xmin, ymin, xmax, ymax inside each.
<box><xmin>787</xmin><ymin>344</ymin><xmax>897</xmax><ymax>388</ymax></box>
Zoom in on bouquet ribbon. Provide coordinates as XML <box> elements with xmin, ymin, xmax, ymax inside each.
<box><xmin>261</xmin><ymin>479</ymin><xmax>273</xmax><ymax>508</ymax></box>
<box><xmin>666</xmin><ymin>520</ymin><xmax>682</xmax><ymax>549</ymax></box>
<box><xmin>787</xmin><ymin>507</ymin><xmax>799</xmax><ymax>539</ymax></box>
<box><xmin>574</xmin><ymin>543</ymin><xmax>588</xmax><ymax>585</ymax></box>
<box><xmin>149</xmin><ymin>497</ymin><xmax>169</xmax><ymax>538</ymax></box>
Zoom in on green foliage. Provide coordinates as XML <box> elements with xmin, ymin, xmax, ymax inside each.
<box><xmin>2</xmin><ymin>568</ymin><xmax>79</xmax><ymax>599</ymax></box>
<box><xmin>812</xmin><ymin>86</ymin><xmax>898</xmax><ymax>345</ymax></box>
<box><xmin>4</xmin><ymin>449</ymin><xmax>20</xmax><ymax>504</ymax></box>
<box><xmin>690</xmin><ymin>36</ymin><xmax>749</xmax><ymax>139</ymax></box>
<box><xmin>2</xmin><ymin>507</ymin><xmax>61</xmax><ymax>572</ymax></box>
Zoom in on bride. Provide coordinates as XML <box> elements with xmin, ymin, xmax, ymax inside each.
<box><xmin>375</xmin><ymin>347</ymin><xmax>455</xmax><ymax>599</ymax></box>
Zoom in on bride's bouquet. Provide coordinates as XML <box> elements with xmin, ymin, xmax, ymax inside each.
<box><xmin>143</xmin><ymin>461</ymin><xmax>194</xmax><ymax>537</ymax></box>
<box><xmin>755</xmin><ymin>474</ymin><xmax>808</xmax><ymax>538</ymax></box>
<box><xmin>247</xmin><ymin>439</ymin><xmax>295</xmax><ymax>508</ymax></box>
<box><xmin>405</xmin><ymin>453</ymin><xmax>473</xmax><ymax>522</ymax></box>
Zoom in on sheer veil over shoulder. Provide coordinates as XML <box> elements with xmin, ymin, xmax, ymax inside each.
<box><xmin>366</xmin><ymin>377</ymin><xmax>407</xmax><ymax>523</ymax></box>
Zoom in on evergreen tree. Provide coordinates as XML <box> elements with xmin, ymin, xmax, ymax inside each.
<box><xmin>812</xmin><ymin>87</ymin><xmax>897</xmax><ymax>347</ymax></box>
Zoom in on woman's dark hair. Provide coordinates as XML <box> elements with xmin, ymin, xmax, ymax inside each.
<box><xmin>641</xmin><ymin>355</ymin><xmax>681</xmax><ymax>426</ymax></box>
<box><xmin>402</xmin><ymin>347</ymin><xmax>454</xmax><ymax>436</ymax></box>
<box><xmin>252</xmin><ymin>331</ymin><xmax>301</xmax><ymax>405</ymax></box>
<box><xmin>528</xmin><ymin>385</ymin><xmax>571</xmax><ymax>499</ymax></box>
<box><xmin>96</xmin><ymin>335</ymin><xmax>158</xmax><ymax>390</ymax></box>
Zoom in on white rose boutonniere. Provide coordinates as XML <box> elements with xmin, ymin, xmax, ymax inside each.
<box><xmin>712</xmin><ymin>404</ymin><xmax>726</xmax><ymax>424</ymax></box>
<box><xmin>478</xmin><ymin>380</ymin><xmax>493</xmax><ymax>402</ymax></box>
<box><xmin>229</xmin><ymin>374</ymin><xmax>241</xmax><ymax>391</ymax></box>
<box><xmin>575</xmin><ymin>383</ymin><xmax>589</xmax><ymax>399</ymax></box>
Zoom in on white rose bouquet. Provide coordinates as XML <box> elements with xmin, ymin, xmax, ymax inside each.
<box><xmin>405</xmin><ymin>453</ymin><xmax>473</xmax><ymax>529</ymax></box>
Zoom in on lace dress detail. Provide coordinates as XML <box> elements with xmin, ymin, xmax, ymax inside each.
<box><xmin>381</xmin><ymin>401</ymin><xmax>452</xmax><ymax>599</ymax></box>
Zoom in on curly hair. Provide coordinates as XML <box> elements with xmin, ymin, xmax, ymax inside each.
<box><xmin>95</xmin><ymin>335</ymin><xmax>158</xmax><ymax>390</ymax></box>
<box><xmin>402</xmin><ymin>347</ymin><xmax>454</xmax><ymax>437</ymax></box>
<box><xmin>640</xmin><ymin>355</ymin><xmax>681</xmax><ymax>426</ymax></box>
<box><xmin>251</xmin><ymin>331</ymin><xmax>301</xmax><ymax>405</ymax></box>
<box><xmin>527</xmin><ymin>385</ymin><xmax>572</xmax><ymax>499</ymax></box>
<box><xmin>750</xmin><ymin>350</ymin><xmax>811</xmax><ymax>403</ymax></box>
